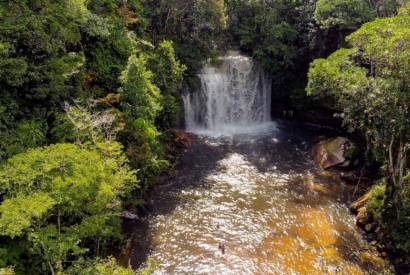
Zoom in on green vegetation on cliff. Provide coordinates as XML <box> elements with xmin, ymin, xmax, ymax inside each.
<box><xmin>307</xmin><ymin>7</ymin><xmax>410</xmax><ymax>259</ymax></box>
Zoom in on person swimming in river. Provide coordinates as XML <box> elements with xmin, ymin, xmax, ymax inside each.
<box><xmin>218</xmin><ymin>243</ymin><xmax>226</xmax><ymax>255</ymax></box>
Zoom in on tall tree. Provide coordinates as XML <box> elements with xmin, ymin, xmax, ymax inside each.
<box><xmin>0</xmin><ymin>143</ymin><xmax>136</xmax><ymax>273</ymax></box>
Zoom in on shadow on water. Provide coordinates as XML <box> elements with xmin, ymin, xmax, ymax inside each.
<box><xmin>125</xmin><ymin>120</ymin><xmax>391</xmax><ymax>274</ymax></box>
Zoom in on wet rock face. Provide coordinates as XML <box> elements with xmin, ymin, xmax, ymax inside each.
<box><xmin>312</xmin><ymin>137</ymin><xmax>349</xmax><ymax>169</ymax></box>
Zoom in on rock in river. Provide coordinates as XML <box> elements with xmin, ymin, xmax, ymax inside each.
<box><xmin>312</xmin><ymin>136</ymin><xmax>349</xmax><ymax>169</ymax></box>
<box><xmin>356</xmin><ymin>207</ymin><xmax>371</xmax><ymax>226</ymax></box>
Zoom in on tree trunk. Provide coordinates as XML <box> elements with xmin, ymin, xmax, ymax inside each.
<box><xmin>384</xmin><ymin>132</ymin><xmax>407</xmax><ymax>218</ymax></box>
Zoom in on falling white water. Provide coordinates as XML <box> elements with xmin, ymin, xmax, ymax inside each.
<box><xmin>183</xmin><ymin>51</ymin><xmax>274</xmax><ymax>137</ymax></box>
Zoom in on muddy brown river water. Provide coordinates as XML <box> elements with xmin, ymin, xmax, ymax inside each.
<box><xmin>130</xmin><ymin>122</ymin><xmax>391</xmax><ymax>274</ymax></box>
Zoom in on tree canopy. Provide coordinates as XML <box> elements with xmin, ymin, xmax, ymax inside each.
<box><xmin>0</xmin><ymin>143</ymin><xmax>136</xmax><ymax>273</ymax></box>
<box><xmin>307</xmin><ymin>12</ymin><xmax>410</xmax><ymax>253</ymax></box>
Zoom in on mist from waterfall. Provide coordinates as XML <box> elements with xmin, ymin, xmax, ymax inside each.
<box><xmin>183</xmin><ymin>51</ymin><xmax>274</xmax><ymax>136</ymax></box>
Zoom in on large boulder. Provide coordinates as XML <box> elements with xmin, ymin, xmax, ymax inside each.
<box><xmin>312</xmin><ymin>137</ymin><xmax>349</xmax><ymax>169</ymax></box>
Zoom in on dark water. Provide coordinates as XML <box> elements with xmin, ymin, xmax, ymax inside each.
<box><xmin>130</xmin><ymin>121</ymin><xmax>391</xmax><ymax>274</ymax></box>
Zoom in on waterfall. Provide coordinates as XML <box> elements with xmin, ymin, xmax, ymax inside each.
<box><xmin>183</xmin><ymin>51</ymin><xmax>272</xmax><ymax>136</ymax></box>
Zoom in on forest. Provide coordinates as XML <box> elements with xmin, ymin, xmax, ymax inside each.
<box><xmin>0</xmin><ymin>0</ymin><xmax>409</xmax><ymax>274</ymax></box>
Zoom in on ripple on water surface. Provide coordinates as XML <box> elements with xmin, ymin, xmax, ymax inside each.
<box><xmin>141</xmin><ymin>128</ymin><xmax>391</xmax><ymax>275</ymax></box>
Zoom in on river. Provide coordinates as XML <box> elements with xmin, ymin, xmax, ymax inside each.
<box><xmin>128</xmin><ymin>52</ymin><xmax>391</xmax><ymax>274</ymax></box>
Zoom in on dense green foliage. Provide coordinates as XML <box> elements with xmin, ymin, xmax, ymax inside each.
<box><xmin>0</xmin><ymin>0</ymin><xmax>185</xmax><ymax>273</ymax></box>
<box><xmin>366</xmin><ymin>181</ymin><xmax>387</xmax><ymax>223</ymax></box>
<box><xmin>223</xmin><ymin>0</ymin><xmax>394</xmax><ymax>103</ymax></box>
<box><xmin>314</xmin><ymin>0</ymin><xmax>375</xmax><ymax>29</ymax></box>
<box><xmin>226</xmin><ymin>0</ymin><xmax>299</xmax><ymax>74</ymax></box>
<box><xmin>143</xmin><ymin>0</ymin><xmax>228</xmax><ymax>72</ymax></box>
<box><xmin>0</xmin><ymin>143</ymin><xmax>136</xmax><ymax>273</ymax></box>
<box><xmin>307</xmin><ymin>10</ymin><xmax>410</xmax><ymax>255</ymax></box>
